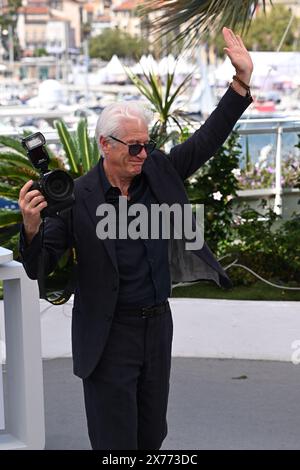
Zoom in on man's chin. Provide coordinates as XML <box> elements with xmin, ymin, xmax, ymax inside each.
<box><xmin>129</xmin><ymin>164</ymin><xmax>143</xmax><ymax>174</ymax></box>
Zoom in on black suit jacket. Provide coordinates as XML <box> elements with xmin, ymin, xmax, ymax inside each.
<box><xmin>20</xmin><ymin>87</ymin><xmax>252</xmax><ymax>378</ymax></box>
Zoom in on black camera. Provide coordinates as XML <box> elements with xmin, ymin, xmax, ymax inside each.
<box><xmin>22</xmin><ymin>132</ymin><xmax>75</xmax><ymax>218</ymax></box>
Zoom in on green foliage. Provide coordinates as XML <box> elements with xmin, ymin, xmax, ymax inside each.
<box><xmin>183</xmin><ymin>127</ymin><xmax>300</xmax><ymax>288</ymax></box>
<box><xmin>185</xmin><ymin>129</ymin><xmax>242</xmax><ymax>252</ymax></box>
<box><xmin>89</xmin><ymin>29</ymin><xmax>149</xmax><ymax>60</ymax></box>
<box><xmin>0</xmin><ymin>0</ymin><xmax>22</xmax><ymax>28</ymax></box>
<box><xmin>55</xmin><ymin>120</ymin><xmax>79</xmax><ymax>174</ymax></box>
<box><xmin>172</xmin><ymin>280</ymin><xmax>300</xmax><ymax>301</ymax></box>
<box><xmin>210</xmin><ymin>4</ymin><xmax>300</xmax><ymax>57</ymax></box>
<box><xmin>0</xmin><ymin>135</ymin><xmax>27</xmax><ymax>156</ymax></box>
<box><xmin>33</xmin><ymin>48</ymin><xmax>48</xmax><ymax>57</ymax></box>
<box><xmin>143</xmin><ymin>0</ymin><xmax>269</xmax><ymax>48</ymax></box>
<box><xmin>0</xmin><ymin>183</ymin><xmax>20</xmax><ymax>201</ymax></box>
<box><xmin>243</xmin><ymin>4</ymin><xmax>299</xmax><ymax>52</ymax></box>
<box><xmin>0</xmin><ymin>0</ymin><xmax>22</xmax><ymax>61</ymax></box>
<box><xmin>237</xmin><ymin>156</ymin><xmax>300</xmax><ymax>191</ymax></box>
<box><xmin>186</xmin><ymin>126</ymin><xmax>300</xmax><ymax>287</ymax></box>
<box><xmin>55</xmin><ymin>118</ymin><xmax>100</xmax><ymax>176</ymax></box>
<box><xmin>225</xmin><ymin>203</ymin><xmax>300</xmax><ymax>287</ymax></box>
<box><xmin>126</xmin><ymin>67</ymin><xmax>192</xmax><ymax>148</ymax></box>
<box><xmin>0</xmin><ymin>210</ymin><xmax>22</xmax><ymax>229</ymax></box>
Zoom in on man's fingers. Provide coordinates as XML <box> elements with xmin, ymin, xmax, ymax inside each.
<box><xmin>236</xmin><ymin>35</ymin><xmax>247</xmax><ymax>50</ymax></box>
<box><xmin>19</xmin><ymin>180</ymin><xmax>33</xmax><ymax>200</ymax></box>
<box><xmin>223</xmin><ymin>27</ymin><xmax>238</xmax><ymax>46</ymax></box>
<box><xmin>27</xmin><ymin>195</ymin><xmax>45</xmax><ymax>208</ymax></box>
<box><xmin>25</xmin><ymin>189</ymin><xmax>43</xmax><ymax>203</ymax></box>
<box><xmin>30</xmin><ymin>201</ymin><xmax>48</xmax><ymax>215</ymax></box>
<box><xmin>223</xmin><ymin>47</ymin><xmax>233</xmax><ymax>60</ymax></box>
<box><xmin>25</xmin><ymin>200</ymin><xmax>48</xmax><ymax>217</ymax></box>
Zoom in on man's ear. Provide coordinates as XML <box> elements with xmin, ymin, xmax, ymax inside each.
<box><xmin>100</xmin><ymin>136</ymin><xmax>109</xmax><ymax>154</ymax></box>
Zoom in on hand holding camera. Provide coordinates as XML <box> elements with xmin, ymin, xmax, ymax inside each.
<box><xmin>19</xmin><ymin>132</ymin><xmax>75</xmax><ymax>244</ymax></box>
<box><xmin>18</xmin><ymin>180</ymin><xmax>48</xmax><ymax>243</ymax></box>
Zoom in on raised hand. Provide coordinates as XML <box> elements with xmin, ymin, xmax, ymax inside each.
<box><xmin>222</xmin><ymin>27</ymin><xmax>253</xmax><ymax>86</ymax></box>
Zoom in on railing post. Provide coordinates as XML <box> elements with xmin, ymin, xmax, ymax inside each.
<box><xmin>0</xmin><ymin>247</ymin><xmax>45</xmax><ymax>449</ymax></box>
<box><xmin>274</xmin><ymin>126</ymin><xmax>283</xmax><ymax>215</ymax></box>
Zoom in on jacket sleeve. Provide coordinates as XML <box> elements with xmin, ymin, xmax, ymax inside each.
<box><xmin>19</xmin><ymin>210</ymin><xmax>72</xmax><ymax>280</ymax></box>
<box><xmin>169</xmin><ymin>86</ymin><xmax>252</xmax><ymax>180</ymax></box>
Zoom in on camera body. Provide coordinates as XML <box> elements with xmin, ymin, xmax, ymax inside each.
<box><xmin>22</xmin><ymin>132</ymin><xmax>75</xmax><ymax>218</ymax></box>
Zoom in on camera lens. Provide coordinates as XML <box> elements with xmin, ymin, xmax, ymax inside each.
<box><xmin>44</xmin><ymin>170</ymin><xmax>74</xmax><ymax>201</ymax></box>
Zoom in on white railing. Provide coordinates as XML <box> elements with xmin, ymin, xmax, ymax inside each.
<box><xmin>237</xmin><ymin>118</ymin><xmax>300</xmax><ymax>215</ymax></box>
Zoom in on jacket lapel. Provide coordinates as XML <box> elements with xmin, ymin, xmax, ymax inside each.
<box><xmin>81</xmin><ymin>162</ymin><xmax>118</xmax><ymax>273</ymax></box>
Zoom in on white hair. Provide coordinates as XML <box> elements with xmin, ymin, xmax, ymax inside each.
<box><xmin>95</xmin><ymin>101</ymin><xmax>153</xmax><ymax>154</ymax></box>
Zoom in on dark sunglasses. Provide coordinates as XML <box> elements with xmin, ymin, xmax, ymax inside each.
<box><xmin>108</xmin><ymin>135</ymin><xmax>156</xmax><ymax>156</ymax></box>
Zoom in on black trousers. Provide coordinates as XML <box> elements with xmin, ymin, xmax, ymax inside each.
<box><xmin>82</xmin><ymin>303</ymin><xmax>173</xmax><ymax>450</ymax></box>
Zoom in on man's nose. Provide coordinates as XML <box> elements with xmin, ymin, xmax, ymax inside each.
<box><xmin>139</xmin><ymin>147</ymin><xmax>147</xmax><ymax>158</ymax></box>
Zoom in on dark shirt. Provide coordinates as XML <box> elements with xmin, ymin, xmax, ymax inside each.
<box><xmin>98</xmin><ymin>158</ymin><xmax>170</xmax><ymax>308</ymax></box>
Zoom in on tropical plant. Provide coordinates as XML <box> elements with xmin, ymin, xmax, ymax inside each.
<box><xmin>125</xmin><ymin>67</ymin><xmax>192</xmax><ymax>147</ymax></box>
<box><xmin>0</xmin><ymin>119</ymin><xmax>100</xmax><ymax>258</ymax></box>
<box><xmin>143</xmin><ymin>0</ymin><xmax>270</xmax><ymax>48</ymax></box>
<box><xmin>223</xmin><ymin>203</ymin><xmax>300</xmax><ymax>287</ymax></box>
<box><xmin>185</xmin><ymin>129</ymin><xmax>242</xmax><ymax>253</ymax></box>
<box><xmin>55</xmin><ymin>119</ymin><xmax>99</xmax><ymax>176</ymax></box>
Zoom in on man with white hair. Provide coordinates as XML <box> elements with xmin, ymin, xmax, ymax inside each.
<box><xmin>18</xmin><ymin>28</ymin><xmax>253</xmax><ymax>450</ymax></box>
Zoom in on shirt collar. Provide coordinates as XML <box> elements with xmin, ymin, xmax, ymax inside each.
<box><xmin>99</xmin><ymin>156</ymin><xmax>144</xmax><ymax>196</ymax></box>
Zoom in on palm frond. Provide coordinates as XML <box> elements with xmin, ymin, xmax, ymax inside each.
<box><xmin>0</xmin><ymin>151</ymin><xmax>33</xmax><ymax>168</ymax></box>
<box><xmin>0</xmin><ymin>135</ymin><xmax>27</xmax><ymax>156</ymax></box>
<box><xmin>164</xmin><ymin>71</ymin><xmax>192</xmax><ymax>115</ymax></box>
<box><xmin>125</xmin><ymin>67</ymin><xmax>157</xmax><ymax>104</ymax></box>
<box><xmin>0</xmin><ymin>163</ymin><xmax>38</xmax><ymax>180</ymax></box>
<box><xmin>143</xmin><ymin>0</ymin><xmax>269</xmax><ymax>47</ymax></box>
<box><xmin>0</xmin><ymin>210</ymin><xmax>22</xmax><ymax>228</ymax></box>
<box><xmin>0</xmin><ymin>183</ymin><xmax>21</xmax><ymax>201</ymax></box>
<box><xmin>48</xmin><ymin>156</ymin><xmax>67</xmax><ymax>170</ymax></box>
<box><xmin>77</xmin><ymin>119</ymin><xmax>92</xmax><ymax>173</ymax></box>
<box><xmin>55</xmin><ymin>120</ymin><xmax>79</xmax><ymax>174</ymax></box>
<box><xmin>126</xmin><ymin>64</ymin><xmax>192</xmax><ymax>148</ymax></box>
<box><xmin>145</xmin><ymin>73</ymin><xmax>164</xmax><ymax>114</ymax></box>
<box><xmin>92</xmin><ymin>138</ymin><xmax>100</xmax><ymax>166</ymax></box>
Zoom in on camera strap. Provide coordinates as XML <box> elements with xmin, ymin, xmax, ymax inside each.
<box><xmin>37</xmin><ymin>214</ymin><xmax>77</xmax><ymax>305</ymax></box>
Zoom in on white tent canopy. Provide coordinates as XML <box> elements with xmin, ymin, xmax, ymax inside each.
<box><xmin>97</xmin><ymin>54</ymin><xmax>127</xmax><ymax>83</ymax></box>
